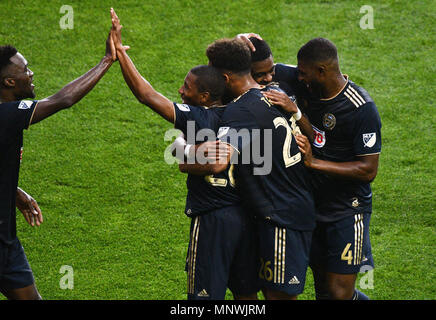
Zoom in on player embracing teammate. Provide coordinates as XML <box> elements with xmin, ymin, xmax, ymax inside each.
<box><xmin>243</xmin><ymin>35</ymin><xmax>382</xmax><ymax>300</ymax></box>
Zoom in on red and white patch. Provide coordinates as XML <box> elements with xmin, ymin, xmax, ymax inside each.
<box><xmin>20</xmin><ymin>147</ymin><xmax>24</xmax><ymax>163</ymax></box>
<box><xmin>312</xmin><ymin>125</ymin><xmax>326</xmax><ymax>148</ymax></box>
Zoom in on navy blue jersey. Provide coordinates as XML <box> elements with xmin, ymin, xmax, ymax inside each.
<box><xmin>173</xmin><ymin>103</ymin><xmax>240</xmax><ymax>216</ymax></box>
<box><xmin>0</xmin><ymin>100</ymin><xmax>37</xmax><ymax>245</ymax></box>
<box><xmin>273</xmin><ymin>64</ymin><xmax>382</xmax><ymax>221</ymax></box>
<box><xmin>217</xmin><ymin>88</ymin><xmax>316</xmax><ymax>231</ymax></box>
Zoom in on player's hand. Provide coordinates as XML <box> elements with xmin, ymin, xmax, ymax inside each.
<box><xmin>262</xmin><ymin>90</ymin><xmax>298</xmax><ymax>114</ymax></box>
<box><xmin>195</xmin><ymin>140</ymin><xmax>232</xmax><ymax>164</ymax></box>
<box><xmin>110</xmin><ymin>8</ymin><xmax>130</xmax><ymax>60</ymax></box>
<box><xmin>295</xmin><ymin>134</ymin><xmax>314</xmax><ymax>168</ymax></box>
<box><xmin>235</xmin><ymin>33</ymin><xmax>263</xmax><ymax>52</ymax></box>
<box><xmin>106</xmin><ymin>32</ymin><xmax>116</xmax><ymax>61</ymax></box>
<box><xmin>16</xmin><ymin>188</ymin><xmax>43</xmax><ymax>227</ymax></box>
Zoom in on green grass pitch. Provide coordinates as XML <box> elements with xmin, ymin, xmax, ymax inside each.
<box><xmin>0</xmin><ymin>0</ymin><xmax>434</xmax><ymax>300</ymax></box>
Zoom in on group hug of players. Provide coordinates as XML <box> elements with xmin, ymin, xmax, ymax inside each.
<box><xmin>0</xmin><ymin>8</ymin><xmax>381</xmax><ymax>300</ymax></box>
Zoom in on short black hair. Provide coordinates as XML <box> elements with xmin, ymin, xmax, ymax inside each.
<box><xmin>0</xmin><ymin>45</ymin><xmax>18</xmax><ymax>77</ymax></box>
<box><xmin>190</xmin><ymin>65</ymin><xmax>225</xmax><ymax>101</ymax></box>
<box><xmin>297</xmin><ymin>38</ymin><xmax>338</xmax><ymax>63</ymax></box>
<box><xmin>249</xmin><ymin>37</ymin><xmax>272</xmax><ymax>62</ymax></box>
<box><xmin>206</xmin><ymin>38</ymin><xmax>251</xmax><ymax>74</ymax></box>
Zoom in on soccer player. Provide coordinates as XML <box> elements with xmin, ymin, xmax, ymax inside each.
<box><xmin>244</xmin><ymin>35</ymin><xmax>314</xmax><ymax>144</ymax></box>
<box><xmin>109</xmin><ymin>9</ymin><xmax>259</xmax><ymax>300</ymax></box>
<box><xmin>0</xmin><ymin>34</ymin><xmax>116</xmax><ymax>299</ymax></box>
<box><xmin>272</xmin><ymin>38</ymin><xmax>382</xmax><ymax>300</ymax></box>
<box><xmin>197</xmin><ymin>37</ymin><xmax>316</xmax><ymax>300</ymax></box>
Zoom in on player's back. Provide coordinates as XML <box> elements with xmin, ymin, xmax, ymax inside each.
<box><xmin>218</xmin><ymin>87</ymin><xmax>315</xmax><ymax>231</ymax></box>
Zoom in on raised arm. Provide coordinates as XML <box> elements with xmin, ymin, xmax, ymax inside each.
<box><xmin>110</xmin><ymin>8</ymin><xmax>175</xmax><ymax>123</ymax></box>
<box><xmin>30</xmin><ymin>33</ymin><xmax>115</xmax><ymax>125</ymax></box>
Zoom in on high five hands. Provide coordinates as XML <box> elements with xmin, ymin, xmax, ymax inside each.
<box><xmin>109</xmin><ymin>8</ymin><xmax>130</xmax><ymax>61</ymax></box>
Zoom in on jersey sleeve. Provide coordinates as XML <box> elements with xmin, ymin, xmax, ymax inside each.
<box><xmin>0</xmin><ymin>100</ymin><xmax>38</xmax><ymax>134</ymax></box>
<box><xmin>173</xmin><ymin>103</ymin><xmax>209</xmax><ymax>135</ymax></box>
<box><xmin>273</xmin><ymin>64</ymin><xmax>299</xmax><ymax>88</ymax></box>
<box><xmin>352</xmin><ymin>101</ymin><xmax>382</xmax><ymax>156</ymax></box>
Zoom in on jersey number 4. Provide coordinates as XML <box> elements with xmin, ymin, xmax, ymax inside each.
<box><xmin>273</xmin><ymin>117</ymin><xmax>301</xmax><ymax>167</ymax></box>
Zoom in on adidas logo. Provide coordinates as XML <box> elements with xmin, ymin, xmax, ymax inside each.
<box><xmin>288</xmin><ymin>276</ymin><xmax>300</xmax><ymax>285</ymax></box>
<box><xmin>197</xmin><ymin>289</ymin><xmax>209</xmax><ymax>297</ymax></box>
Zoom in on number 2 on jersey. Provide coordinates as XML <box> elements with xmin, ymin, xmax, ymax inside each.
<box><xmin>273</xmin><ymin>117</ymin><xmax>301</xmax><ymax>167</ymax></box>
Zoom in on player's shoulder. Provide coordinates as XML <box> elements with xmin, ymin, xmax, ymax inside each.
<box><xmin>274</xmin><ymin>63</ymin><xmax>297</xmax><ymax>75</ymax></box>
<box><xmin>174</xmin><ymin>102</ymin><xmax>201</xmax><ymax>112</ymax></box>
<box><xmin>0</xmin><ymin>100</ymin><xmax>36</xmax><ymax>114</ymax></box>
<box><xmin>344</xmin><ymin>80</ymin><xmax>375</xmax><ymax>109</ymax></box>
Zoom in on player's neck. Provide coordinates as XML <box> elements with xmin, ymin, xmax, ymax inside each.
<box><xmin>232</xmin><ymin>75</ymin><xmax>261</xmax><ymax>96</ymax></box>
<box><xmin>206</xmin><ymin>99</ymin><xmax>222</xmax><ymax>108</ymax></box>
<box><xmin>0</xmin><ymin>90</ymin><xmax>17</xmax><ymax>103</ymax></box>
<box><xmin>321</xmin><ymin>74</ymin><xmax>347</xmax><ymax>100</ymax></box>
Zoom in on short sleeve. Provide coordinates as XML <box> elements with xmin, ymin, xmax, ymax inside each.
<box><xmin>352</xmin><ymin>102</ymin><xmax>382</xmax><ymax>156</ymax></box>
<box><xmin>0</xmin><ymin>100</ymin><xmax>38</xmax><ymax>134</ymax></box>
<box><xmin>173</xmin><ymin>103</ymin><xmax>209</xmax><ymax>134</ymax></box>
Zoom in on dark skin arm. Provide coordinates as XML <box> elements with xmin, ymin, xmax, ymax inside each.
<box><xmin>178</xmin><ymin>140</ymin><xmax>233</xmax><ymax>175</ymax></box>
<box><xmin>16</xmin><ymin>187</ymin><xmax>43</xmax><ymax>227</ymax></box>
<box><xmin>110</xmin><ymin>8</ymin><xmax>175</xmax><ymax>123</ymax></box>
<box><xmin>295</xmin><ymin>134</ymin><xmax>379</xmax><ymax>183</ymax></box>
<box><xmin>30</xmin><ymin>33</ymin><xmax>115</xmax><ymax>125</ymax></box>
<box><xmin>262</xmin><ymin>90</ymin><xmax>314</xmax><ymax>144</ymax></box>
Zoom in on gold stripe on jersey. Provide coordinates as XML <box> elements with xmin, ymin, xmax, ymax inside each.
<box><xmin>348</xmin><ymin>86</ymin><xmax>366</xmax><ymax>105</ymax></box>
<box><xmin>344</xmin><ymin>90</ymin><xmax>362</xmax><ymax>108</ymax></box>
<box><xmin>187</xmin><ymin>217</ymin><xmax>200</xmax><ymax>294</ymax></box>
<box><xmin>345</xmin><ymin>87</ymin><xmax>366</xmax><ymax>108</ymax></box>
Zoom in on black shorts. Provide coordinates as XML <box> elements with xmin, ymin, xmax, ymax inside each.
<box><xmin>257</xmin><ymin>220</ymin><xmax>312</xmax><ymax>296</ymax></box>
<box><xmin>309</xmin><ymin>213</ymin><xmax>374</xmax><ymax>274</ymax></box>
<box><xmin>186</xmin><ymin>206</ymin><xmax>259</xmax><ymax>300</ymax></box>
<box><xmin>0</xmin><ymin>237</ymin><xmax>35</xmax><ymax>290</ymax></box>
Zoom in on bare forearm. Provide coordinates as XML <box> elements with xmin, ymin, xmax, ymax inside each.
<box><xmin>116</xmin><ymin>48</ymin><xmax>174</xmax><ymax>122</ymax></box>
<box><xmin>60</xmin><ymin>56</ymin><xmax>113</xmax><ymax>107</ymax></box>
<box><xmin>308</xmin><ymin>157</ymin><xmax>378</xmax><ymax>183</ymax></box>
<box><xmin>32</xmin><ymin>56</ymin><xmax>113</xmax><ymax>123</ymax></box>
<box><xmin>297</xmin><ymin>115</ymin><xmax>314</xmax><ymax>144</ymax></box>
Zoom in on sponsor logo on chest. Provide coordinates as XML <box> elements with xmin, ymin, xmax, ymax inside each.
<box><xmin>312</xmin><ymin>125</ymin><xmax>326</xmax><ymax>148</ymax></box>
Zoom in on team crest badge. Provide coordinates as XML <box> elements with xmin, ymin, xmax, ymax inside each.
<box><xmin>352</xmin><ymin>197</ymin><xmax>360</xmax><ymax>208</ymax></box>
<box><xmin>323</xmin><ymin>113</ymin><xmax>336</xmax><ymax>130</ymax></box>
<box><xmin>362</xmin><ymin>132</ymin><xmax>376</xmax><ymax>148</ymax></box>
<box><xmin>312</xmin><ymin>125</ymin><xmax>325</xmax><ymax>148</ymax></box>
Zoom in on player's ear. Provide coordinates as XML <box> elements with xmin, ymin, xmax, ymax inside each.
<box><xmin>222</xmin><ymin>73</ymin><xmax>230</xmax><ymax>84</ymax></box>
<box><xmin>199</xmin><ymin>92</ymin><xmax>211</xmax><ymax>105</ymax></box>
<box><xmin>3</xmin><ymin>77</ymin><xmax>15</xmax><ymax>88</ymax></box>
